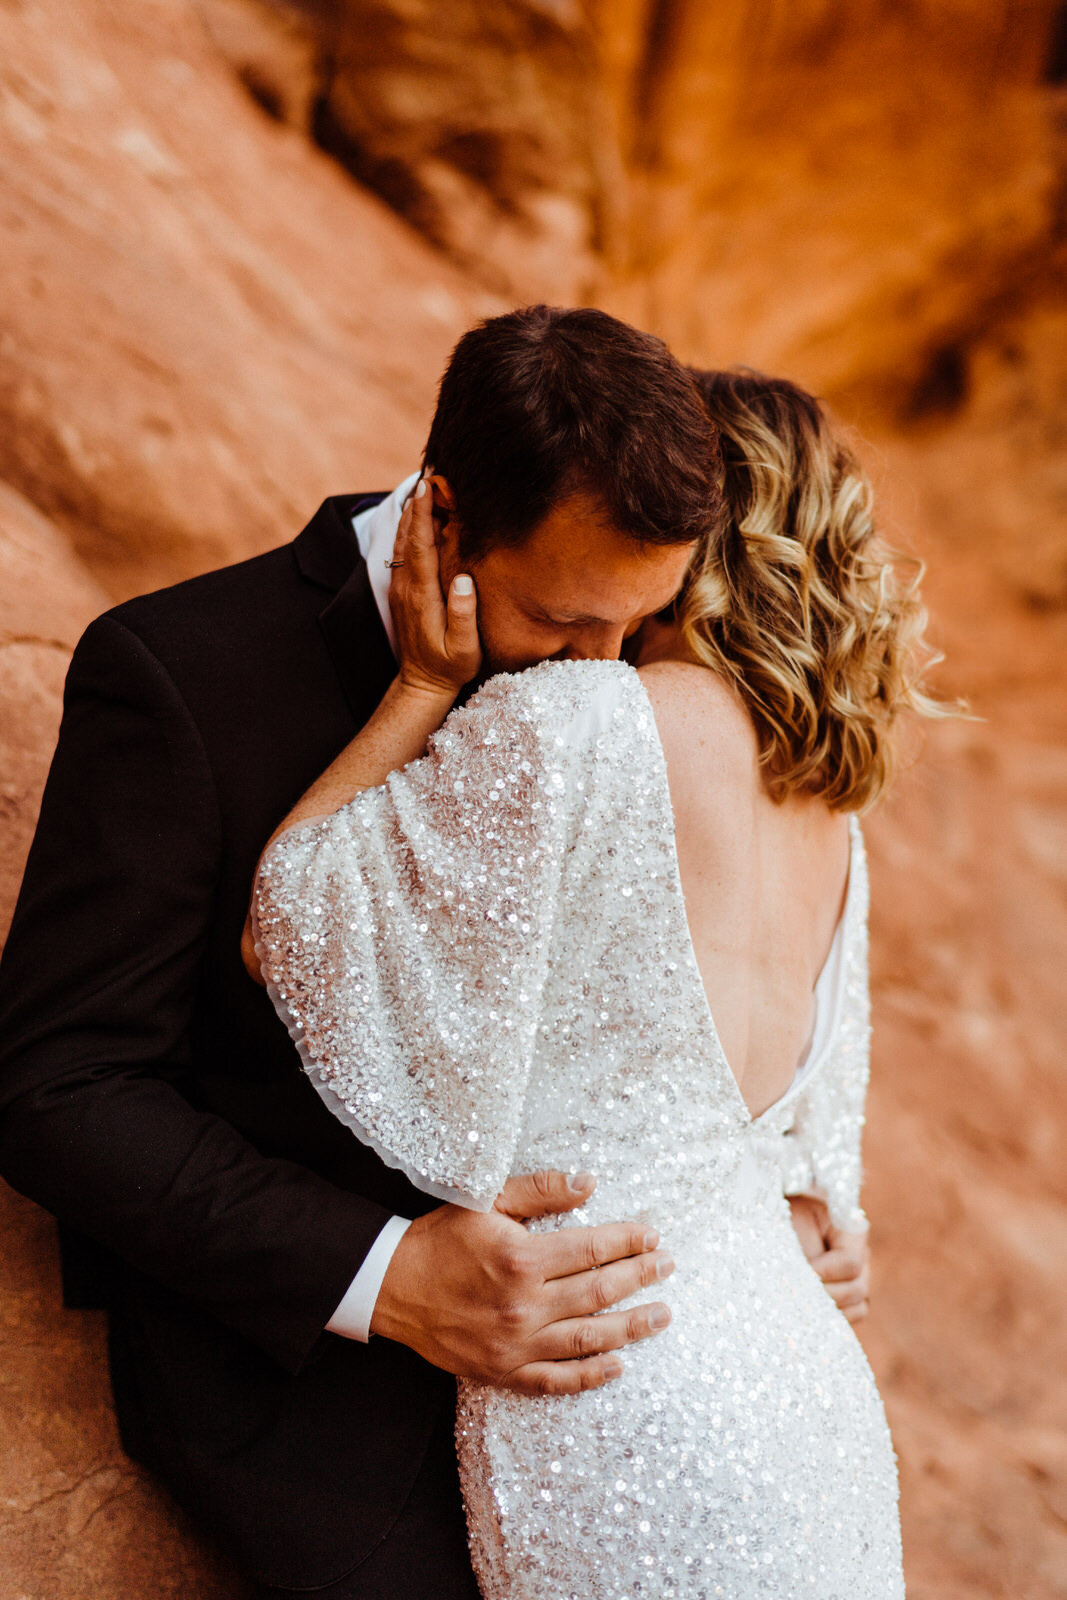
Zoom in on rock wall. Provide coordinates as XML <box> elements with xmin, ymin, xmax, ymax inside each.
<box><xmin>0</xmin><ymin>3</ymin><xmax>487</xmax><ymax>1593</ymax></box>
<box><xmin>196</xmin><ymin>0</ymin><xmax>1065</xmax><ymax>399</ymax></box>
<box><xmin>1</xmin><ymin>1</ymin><xmax>1065</xmax><ymax>1596</ymax></box>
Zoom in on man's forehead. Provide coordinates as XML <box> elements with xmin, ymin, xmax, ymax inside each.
<box><xmin>514</xmin><ymin>546</ymin><xmax>693</xmax><ymax>622</ymax></box>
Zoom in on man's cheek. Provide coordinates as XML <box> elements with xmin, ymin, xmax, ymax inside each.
<box><xmin>478</xmin><ymin>612</ymin><xmax>552</xmax><ymax>673</ymax></box>
<box><xmin>487</xmin><ymin>640</ymin><xmax>548</xmax><ymax>674</ymax></box>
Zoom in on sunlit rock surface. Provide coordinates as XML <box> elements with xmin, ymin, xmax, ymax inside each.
<box><xmin>198</xmin><ymin>0</ymin><xmax>1063</xmax><ymax>399</ymax></box>
<box><xmin>1</xmin><ymin>1</ymin><xmax>1064</xmax><ymax>1595</ymax></box>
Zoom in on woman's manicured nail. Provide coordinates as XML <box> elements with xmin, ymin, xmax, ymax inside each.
<box><xmin>414</xmin><ymin>478</ymin><xmax>427</xmax><ymax>498</ymax></box>
<box><xmin>603</xmin><ymin>1358</ymin><xmax>624</xmax><ymax>1380</ymax></box>
<box><xmin>655</xmin><ymin>1254</ymin><xmax>676</xmax><ymax>1281</ymax></box>
<box><xmin>568</xmin><ymin>1171</ymin><xmax>595</xmax><ymax>1191</ymax></box>
<box><xmin>453</xmin><ymin>574</ymin><xmax>473</xmax><ymax>596</ymax></box>
<box><xmin>643</xmin><ymin>1229</ymin><xmax>660</xmax><ymax>1251</ymax></box>
<box><xmin>648</xmin><ymin>1307</ymin><xmax>671</xmax><ymax>1331</ymax></box>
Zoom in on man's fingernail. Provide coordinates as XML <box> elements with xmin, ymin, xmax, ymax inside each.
<box><xmin>643</xmin><ymin>1229</ymin><xmax>659</xmax><ymax>1251</ymax></box>
<box><xmin>414</xmin><ymin>478</ymin><xmax>428</xmax><ymax>499</ymax></box>
<box><xmin>648</xmin><ymin>1307</ymin><xmax>671</xmax><ymax>1331</ymax></box>
<box><xmin>568</xmin><ymin>1171</ymin><xmax>595</xmax><ymax>1191</ymax></box>
<box><xmin>453</xmin><ymin>574</ymin><xmax>474</xmax><ymax>596</ymax></box>
<box><xmin>655</xmin><ymin>1254</ymin><xmax>675</xmax><ymax>1281</ymax></box>
<box><xmin>603</xmin><ymin>1358</ymin><xmax>624</xmax><ymax>1380</ymax></box>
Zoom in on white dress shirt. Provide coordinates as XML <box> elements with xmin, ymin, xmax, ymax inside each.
<box><xmin>323</xmin><ymin>473</ymin><xmax>420</xmax><ymax>1341</ymax></box>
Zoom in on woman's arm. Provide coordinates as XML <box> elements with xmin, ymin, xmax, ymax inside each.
<box><xmin>242</xmin><ymin>472</ymin><xmax>480</xmax><ymax>981</ymax></box>
<box><xmin>269</xmin><ymin>675</ymin><xmax>454</xmax><ymax>840</ymax></box>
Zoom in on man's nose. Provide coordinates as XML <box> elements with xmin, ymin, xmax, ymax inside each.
<box><xmin>561</xmin><ymin>626</ymin><xmax>627</xmax><ymax>662</ymax></box>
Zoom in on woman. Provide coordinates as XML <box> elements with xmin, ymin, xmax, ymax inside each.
<box><xmin>248</xmin><ymin>371</ymin><xmax>941</xmax><ymax>1597</ymax></box>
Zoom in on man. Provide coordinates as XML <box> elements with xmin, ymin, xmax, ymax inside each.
<box><xmin>0</xmin><ymin>307</ymin><xmax>720</xmax><ymax>1597</ymax></box>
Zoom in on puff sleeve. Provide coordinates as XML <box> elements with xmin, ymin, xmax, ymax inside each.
<box><xmin>253</xmin><ymin>671</ymin><xmax>576</xmax><ymax>1212</ymax></box>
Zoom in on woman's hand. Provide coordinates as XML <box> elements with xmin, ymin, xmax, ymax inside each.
<box><xmin>389</xmin><ymin>472</ymin><xmax>482</xmax><ymax>700</ymax></box>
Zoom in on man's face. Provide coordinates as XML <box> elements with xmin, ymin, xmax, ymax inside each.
<box><xmin>436</xmin><ymin>486</ymin><xmax>696</xmax><ymax>676</ymax></box>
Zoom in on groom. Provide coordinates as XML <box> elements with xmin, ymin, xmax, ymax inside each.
<box><xmin>0</xmin><ymin>305</ymin><xmax>866</xmax><ymax>1599</ymax></box>
<box><xmin>0</xmin><ymin>306</ymin><xmax>716</xmax><ymax>1597</ymax></box>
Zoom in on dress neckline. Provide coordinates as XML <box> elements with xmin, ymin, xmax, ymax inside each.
<box><xmin>636</xmin><ymin>671</ymin><xmax>859</xmax><ymax>1130</ymax></box>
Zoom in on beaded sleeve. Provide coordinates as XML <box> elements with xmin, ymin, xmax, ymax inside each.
<box><xmin>252</xmin><ymin>661</ymin><xmax>641</xmax><ymax>1212</ymax></box>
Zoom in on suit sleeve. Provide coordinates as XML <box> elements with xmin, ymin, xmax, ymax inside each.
<box><xmin>0</xmin><ymin>614</ymin><xmax>390</xmax><ymax>1372</ymax></box>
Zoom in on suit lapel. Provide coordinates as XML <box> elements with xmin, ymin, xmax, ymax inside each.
<box><xmin>293</xmin><ymin>494</ymin><xmax>397</xmax><ymax>720</ymax></box>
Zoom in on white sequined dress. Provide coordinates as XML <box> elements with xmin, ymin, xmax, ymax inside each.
<box><xmin>254</xmin><ymin>659</ymin><xmax>904</xmax><ymax>1600</ymax></box>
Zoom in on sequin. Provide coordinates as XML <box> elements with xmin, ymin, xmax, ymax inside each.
<box><xmin>254</xmin><ymin>659</ymin><xmax>903</xmax><ymax>1599</ymax></box>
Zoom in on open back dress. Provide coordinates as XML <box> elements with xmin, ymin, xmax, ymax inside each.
<box><xmin>254</xmin><ymin>658</ymin><xmax>904</xmax><ymax>1600</ymax></box>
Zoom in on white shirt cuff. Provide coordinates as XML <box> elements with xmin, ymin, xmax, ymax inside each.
<box><xmin>325</xmin><ymin>1214</ymin><xmax>412</xmax><ymax>1342</ymax></box>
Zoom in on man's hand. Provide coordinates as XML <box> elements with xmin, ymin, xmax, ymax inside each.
<box><xmin>787</xmin><ymin>1194</ymin><xmax>870</xmax><ymax>1323</ymax></box>
<box><xmin>371</xmin><ymin>1171</ymin><xmax>675</xmax><ymax>1395</ymax></box>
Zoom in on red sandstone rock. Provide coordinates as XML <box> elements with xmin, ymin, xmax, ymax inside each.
<box><xmin>200</xmin><ymin>0</ymin><xmax>1064</xmax><ymax>399</ymax></box>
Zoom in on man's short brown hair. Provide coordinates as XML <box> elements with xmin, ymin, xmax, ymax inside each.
<box><xmin>423</xmin><ymin>305</ymin><xmax>724</xmax><ymax>560</ymax></box>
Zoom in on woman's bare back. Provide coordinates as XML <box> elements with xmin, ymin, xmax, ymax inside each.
<box><xmin>638</xmin><ymin>658</ymin><xmax>851</xmax><ymax>1118</ymax></box>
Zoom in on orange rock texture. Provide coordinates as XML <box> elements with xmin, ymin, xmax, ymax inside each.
<box><xmin>1</xmin><ymin>1</ymin><xmax>1064</xmax><ymax>1595</ymax></box>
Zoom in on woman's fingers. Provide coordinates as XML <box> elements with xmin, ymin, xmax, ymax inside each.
<box><xmin>446</xmin><ymin>573</ymin><xmax>482</xmax><ymax>680</ymax></box>
<box><xmin>388</xmin><ymin>473</ymin><xmax>482</xmax><ymax>695</ymax></box>
<box><xmin>392</xmin><ymin>491</ymin><xmax>412</xmax><ymax>565</ymax></box>
<box><xmin>406</xmin><ymin>473</ymin><xmax>442</xmax><ymax>589</ymax></box>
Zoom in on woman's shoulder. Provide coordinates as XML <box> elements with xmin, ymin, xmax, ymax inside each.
<box><xmin>427</xmin><ymin>660</ymin><xmax>661</xmax><ymax>805</ymax></box>
<box><xmin>637</xmin><ymin>659</ymin><xmax>759</xmax><ymax>787</ymax></box>
<box><xmin>450</xmin><ymin>658</ymin><xmax>649</xmax><ymax>744</ymax></box>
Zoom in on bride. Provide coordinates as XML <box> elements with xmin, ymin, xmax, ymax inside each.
<box><xmin>247</xmin><ymin>368</ymin><xmax>937</xmax><ymax>1597</ymax></box>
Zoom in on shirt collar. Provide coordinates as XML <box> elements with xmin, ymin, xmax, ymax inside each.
<box><xmin>352</xmin><ymin>470</ymin><xmax>421</xmax><ymax>654</ymax></box>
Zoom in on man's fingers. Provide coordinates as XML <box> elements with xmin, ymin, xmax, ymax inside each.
<box><xmin>502</xmin><ymin>1354</ymin><xmax>627</xmax><ymax>1398</ymax></box>
<box><xmin>549</xmin><ymin>1248</ymin><xmax>675</xmax><ymax>1321</ymax></box>
<box><xmin>826</xmin><ymin>1271</ymin><xmax>870</xmax><ymax>1308</ymax></box>
<box><xmin>843</xmin><ymin>1299</ymin><xmax>870</xmax><ymax>1324</ymax></box>
<box><xmin>826</xmin><ymin>1223</ymin><xmax>867</xmax><ymax>1249</ymax></box>
<box><xmin>787</xmin><ymin>1198</ymin><xmax>827</xmax><ymax>1264</ymax></box>
<box><xmin>494</xmin><ymin>1170</ymin><xmax>598</xmax><ymax>1219</ymax></box>
<box><xmin>813</xmin><ymin>1247</ymin><xmax>866</xmax><ymax>1284</ymax></box>
<box><xmin>534</xmin><ymin>1303</ymin><xmax>671</xmax><ymax>1362</ymax></box>
<box><xmin>534</xmin><ymin>1218</ymin><xmax>662</xmax><ymax>1280</ymax></box>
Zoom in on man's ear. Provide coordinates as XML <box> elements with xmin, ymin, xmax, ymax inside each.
<box><xmin>429</xmin><ymin>475</ymin><xmax>461</xmax><ymax>560</ymax></box>
<box><xmin>428</xmin><ymin>474</ymin><xmax>457</xmax><ymax>529</ymax></box>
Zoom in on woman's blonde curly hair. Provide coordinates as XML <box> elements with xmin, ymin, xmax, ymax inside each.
<box><xmin>682</xmin><ymin>369</ymin><xmax>949</xmax><ymax>812</ymax></box>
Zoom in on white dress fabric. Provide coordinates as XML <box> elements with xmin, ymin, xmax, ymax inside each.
<box><xmin>254</xmin><ymin>658</ymin><xmax>904</xmax><ymax>1600</ymax></box>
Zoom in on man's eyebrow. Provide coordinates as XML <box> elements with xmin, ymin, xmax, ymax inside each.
<box><xmin>522</xmin><ymin>599</ymin><xmax>607</xmax><ymax>625</ymax></box>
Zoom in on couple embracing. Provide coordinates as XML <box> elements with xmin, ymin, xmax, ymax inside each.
<box><xmin>0</xmin><ymin>306</ymin><xmax>933</xmax><ymax>1597</ymax></box>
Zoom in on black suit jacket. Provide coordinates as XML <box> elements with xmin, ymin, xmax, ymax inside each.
<box><xmin>0</xmin><ymin>496</ymin><xmax>461</xmax><ymax>1588</ymax></box>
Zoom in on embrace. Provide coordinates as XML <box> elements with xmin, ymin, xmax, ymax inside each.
<box><xmin>0</xmin><ymin>306</ymin><xmax>941</xmax><ymax>1597</ymax></box>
